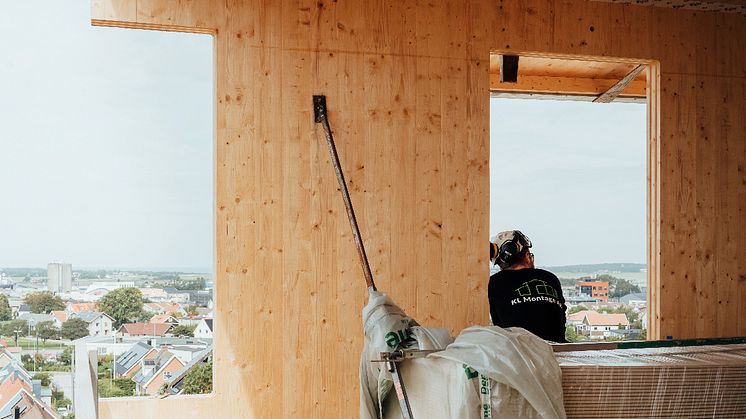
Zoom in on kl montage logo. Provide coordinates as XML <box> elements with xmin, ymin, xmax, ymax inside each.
<box><xmin>511</xmin><ymin>279</ymin><xmax>561</xmax><ymax>306</ymax></box>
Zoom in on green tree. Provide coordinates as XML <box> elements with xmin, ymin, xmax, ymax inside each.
<box><xmin>185</xmin><ymin>305</ymin><xmax>199</xmax><ymax>317</ymax></box>
<box><xmin>596</xmin><ymin>274</ymin><xmax>642</xmax><ymax>298</ymax></box>
<box><xmin>565</xmin><ymin>325</ymin><xmax>579</xmax><ymax>343</ymax></box>
<box><xmin>171</xmin><ymin>325</ymin><xmax>196</xmax><ymax>337</ymax></box>
<box><xmin>32</xmin><ymin>372</ymin><xmax>51</xmax><ymax>387</ymax></box>
<box><xmin>60</xmin><ymin>318</ymin><xmax>89</xmax><ymax>340</ymax></box>
<box><xmin>98</xmin><ymin>288</ymin><xmax>145</xmax><ymax>328</ymax></box>
<box><xmin>0</xmin><ymin>319</ymin><xmax>29</xmax><ymax>342</ymax></box>
<box><xmin>58</xmin><ymin>346</ymin><xmax>73</xmax><ymax>365</ymax></box>
<box><xmin>113</xmin><ymin>378</ymin><xmax>136</xmax><ymax>395</ymax></box>
<box><xmin>181</xmin><ymin>361</ymin><xmax>213</xmax><ymax>394</ymax></box>
<box><xmin>24</xmin><ymin>291</ymin><xmax>65</xmax><ymax>314</ymax></box>
<box><xmin>36</xmin><ymin>321</ymin><xmax>59</xmax><ymax>344</ymax></box>
<box><xmin>0</xmin><ymin>295</ymin><xmax>12</xmax><ymax>321</ymax></box>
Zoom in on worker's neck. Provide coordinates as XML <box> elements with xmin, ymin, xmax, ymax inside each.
<box><xmin>504</xmin><ymin>262</ymin><xmax>533</xmax><ymax>271</ymax></box>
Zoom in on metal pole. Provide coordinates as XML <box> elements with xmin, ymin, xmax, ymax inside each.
<box><xmin>313</xmin><ymin>95</ymin><xmax>377</xmax><ymax>291</ymax></box>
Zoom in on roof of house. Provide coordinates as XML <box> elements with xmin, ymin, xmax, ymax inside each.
<box><xmin>620</xmin><ymin>292</ymin><xmax>647</xmax><ymax>304</ymax></box>
<box><xmin>119</xmin><ymin>323</ymin><xmax>172</xmax><ymax>336</ymax></box>
<box><xmin>50</xmin><ymin>310</ymin><xmax>68</xmax><ymax>323</ymax></box>
<box><xmin>582</xmin><ymin>311</ymin><xmax>630</xmax><ymax>326</ymax></box>
<box><xmin>0</xmin><ymin>374</ymin><xmax>32</xmax><ymax>411</ymax></box>
<box><xmin>0</xmin><ymin>380</ymin><xmax>59</xmax><ymax>419</ymax></box>
<box><xmin>66</xmin><ymin>302</ymin><xmax>98</xmax><ymax>313</ymax></box>
<box><xmin>72</xmin><ymin>311</ymin><xmax>112</xmax><ymax>323</ymax></box>
<box><xmin>17</xmin><ymin>304</ymin><xmax>30</xmax><ymax>312</ymax></box>
<box><xmin>4</xmin><ymin>347</ymin><xmax>21</xmax><ymax>354</ymax></box>
<box><xmin>0</xmin><ymin>339</ymin><xmax>7</xmax><ymax>348</ymax></box>
<box><xmin>567</xmin><ymin>310</ymin><xmax>594</xmax><ymax>322</ymax></box>
<box><xmin>202</xmin><ymin>318</ymin><xmax>213</xmax><ymax>332</ymax></box>
<box><xmin>0</xmin><ymin>363</ymin><xmax>32</xmax><ymax>388</ymax></box>
<box><xmin>114</xmin><ymin>342</ymin><xmax>153</xmax><ymax>376</ymax></box>
<box><xmin>17</xmin><ymin>313</ymin><xmax>56</xmax><ymax>326</ymax></box>
<box><xmin>132</xmin><ymin>348</ymin><xmax>179</xmax><ymax>386</ymax></box>
<box><xmin>142</xmin><ymin>354</ymin><xmax>185</xmax><ymax>389</ymax></box>
<box><xmin>149</xmin><ymin>314</ymin><xmax>179</xmax><ymax>324</ymax></box>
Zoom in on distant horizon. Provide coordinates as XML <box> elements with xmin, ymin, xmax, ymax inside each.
<box><xmin>0</xmin><ymin>265</ymin><xmax>213</xmax><ymax>274</ymax></box>
<box><xmin>0</xmin><ymin>262</ymin><xmax>645</xmax><ymax>274</ymax></box>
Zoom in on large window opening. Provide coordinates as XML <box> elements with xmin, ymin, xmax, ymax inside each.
<box><xmin>489</xmin><ymin>53</ymin><xmax>649</xmax><ymax>342</ymax></box>
<box><xmin>0</xmin><ymin>0</ymin><xmax>214</xmax><ymax>411</ymax></box>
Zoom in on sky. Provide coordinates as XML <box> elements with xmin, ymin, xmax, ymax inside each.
<box><xmin>0</xmin><ymin>2</ymin><xmax>645</xmax><ymax>270</ymax></box>
<box><xmin>0</xmin><ymin>1</ymin><xmax>213</xmax><ymax>270</ymax></box>
<box><xmin>490</xmin><ymin>98</ymin><xmax>646</xmax><ymax>266</ymax></box>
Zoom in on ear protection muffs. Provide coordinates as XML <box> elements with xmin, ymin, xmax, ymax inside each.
<box><xmin>495</xmin><ymin>230</ymin><xmax>532</xmax><ymax>269</ymax></box>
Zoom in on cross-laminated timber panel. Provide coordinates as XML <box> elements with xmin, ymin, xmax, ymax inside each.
<box><xmin>89</xmin><ymin>0</ymin><xmax>746</xmax><ymax>417</ymax></box>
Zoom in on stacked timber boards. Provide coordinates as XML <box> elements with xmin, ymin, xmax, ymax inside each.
<box><xmin>557</xmin><ymin>344</ymin><xmax>746</xmax><ymax>418</ymax></box>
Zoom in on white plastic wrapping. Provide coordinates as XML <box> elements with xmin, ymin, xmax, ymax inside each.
<box><xmin>360</xmin><ymin>288</ymin><xmax>454</xmax><ymax>419</ymax></box>
<box><xmin>361</xmin><ymin>289</ymin><xmax>566</xmax><ymax>419</ymax></box>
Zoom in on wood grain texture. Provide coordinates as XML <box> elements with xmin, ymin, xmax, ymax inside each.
<box><xmin>90</xmin><ymin>0</ymin><xmax>746</xmax><ymax>417</ymax></box>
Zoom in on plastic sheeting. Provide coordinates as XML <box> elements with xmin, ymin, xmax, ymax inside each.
<box><xmin>557</xmin><ymin>344</ymin><xmax>746</xmax><ymax>418</ymax></box>
<box><xmin>360</xmin><ymin>288</ymin><xmax>454</xmax><ymax>419</ymax></box>
<box><xmin>360</xmin><ymin>288</ymin><xmax>566</xmax><ymax>419</ymax></box>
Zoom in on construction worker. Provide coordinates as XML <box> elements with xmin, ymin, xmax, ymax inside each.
<box><xmin>488</xmin><ymin>230</ymin><xmax>567</xmax><ymax>343</ymax></box>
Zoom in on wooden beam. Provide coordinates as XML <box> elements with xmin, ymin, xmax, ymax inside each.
<box><xmin>489</xmin><ymin>73</ymin><xmax>646</xmax><ymax>98</ymax></box>
<box><xmin>593</xmin><ymin>64</ymin><xmax>646</xmax><ymax>103</ymax></box>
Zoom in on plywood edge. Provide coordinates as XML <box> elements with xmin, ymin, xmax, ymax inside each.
<box><xmin>489</xmin><ymin>73</ymin><xmax>646</xmax><ymax>98</ymax></box>
<box><xmin>99</xmin><ymin>393</ymin><xmax>216</xmax><ymax>418</ymax></box>
<box><xmin>490</xmin><ymin>50</ymin><xmax>657</xmax><ymax>65</ymax></box>
<box><xmin>91</xmin><ymin>18</ymin><xmax>217</xmax><ymax>35</ymax></box>
<box><xmin>647</xmin><ymin>61</ymin><xmax>662</xmax><ymax>340</ymax></box>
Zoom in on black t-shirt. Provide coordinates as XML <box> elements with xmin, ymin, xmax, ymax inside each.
<box><xmin>488</xmin><ymin>268</ymin><xmax>567</xmax><ymax>343</ymax></box>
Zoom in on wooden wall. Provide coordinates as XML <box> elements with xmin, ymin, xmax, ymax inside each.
<box><xmin>89</xmin><ymin>0</ymin><xmax>746</xmax><ymax>417</ymax></box>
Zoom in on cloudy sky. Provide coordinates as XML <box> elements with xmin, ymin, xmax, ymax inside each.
<box><xmin>490</xmin><ymin>98</ymin><xmax>646</xmax><ymax>266</ymax></box>
<box><xmin>0</xmin><ymin>1</ymin><xmax>645</xmax><ymax>270</ymax></box>
<box><xmin>0</xmin><ymin>1</ymin><xmax>213</xmax><ymax>270</ymax></box>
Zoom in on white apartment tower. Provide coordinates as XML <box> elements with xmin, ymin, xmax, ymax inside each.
<box><xmin>48</xmin><ymin>262</ymin><xmax>72</xmax><ymax>293</ymax></box>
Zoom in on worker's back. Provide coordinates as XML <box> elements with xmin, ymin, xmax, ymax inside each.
<box><xmin>488</xmin><ymin>267</ymin><xmax>567</xmax><ymax>343</ymax></box>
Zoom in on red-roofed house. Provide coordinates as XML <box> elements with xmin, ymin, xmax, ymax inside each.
<box><xmin>118</xmin><ymin>323</ymin><xmax>173</xmax><ymax>337</ymax></box>
<box><xmin>571</xmin><ymin>310</ymin><xmax>630</xmax><ymax>339</ymax></box>
<box><xmin>65</xmin><ymin>302</ymin><xmax>98</xmax><ymax>314</ymax></box>
<box><xmin>144</xmin><ymin>303</ymin><xmax>186</xmax><ymax>317</ymax></box>
<box><xmin>149</xmin><ymin>314</ymin><xmax>179</xmax><ymax>325</ymax></box>
<box><xmin>50</xmin><ymin>311</ymin><xmax>68</xmax><ymax>328</ymax></box>
<box><xmin>0</xmin><ymin>374</ymin><xmax>59</xmax><ymax>418</ymax></box>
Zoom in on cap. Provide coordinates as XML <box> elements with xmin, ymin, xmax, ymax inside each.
<box><xmin>490</xmin><ymin>230</ymin><xmax>532</xmax><ymax>268</ymax></box>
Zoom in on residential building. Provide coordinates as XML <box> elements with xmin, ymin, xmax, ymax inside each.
<box><xmin>138</xmin><ymin>288</ymin><xmax>168</xmax><ymax>301</ymax></box>
<box><xmin>17</xmin><ymin>313</ymin><xmax>56</xmax><ymax>330</ymax></box>
<box><xmin>194</xmin><ymin>318</ymin><xmax>213</xmax><ymax>339</ymax></box>
<box><xmin>118</xmin><ymin>323</ymin><xmax>173</xmax><ymax>337</ymax></box>
<box><xmin>75</xmin><ymin>336</ymin><xmax>149</xmax><ymax>357</ymax></box>
<box><xmin>65</xmin><ymin>302</ymin><xmax>98</xmax><ymax>314</ymax></box>
<box><xmin>16</xmin><ymin>304</ymin><xmax>31</xmax><ymax>318</ymax></box>
<box><xmin>132</xmin><ymin>349</ymin><xmax>185</xmax><ymax>396</ymax></box>
<box><xmin>144</xmin><ymin>302</ymin><xmax>186</xmax><ymax>317</ymax></box>
<box><xmin>620</xmin><ymin>292</ymin><xmax>647</xmax><ymax>308</ymax></box>
<box><xmin>84</xmin><ymin>281</ymin><xmax>135</xmax><ymax>297</ymax></box>
<box><xmin>50</xmin><ymin>310</ymin><xmax>68</xmax><ymax>328</ymax></box>
<box><xmin>571</xmin><ymin>311</ymin><xmax>630</xmax><ymax>339</ymax></box>
<box><xmin>575</xmin><ymin>280</ymin><xmax>610</xmax><ymax>303</ymax></box>
<box><xmin>149</xmin><ymin>314</ymin><xmax>179</xmax><ymax>325</ymax></box>
<box><xmin>114</xmin><ymin>342</ymin><xmax>154</xmax><ymax>378</ymax></box>
<box><xmin>47</xmin><ymin>262</ymin><xmax>72</xmax><ymax>293</ymax></box>
<box><xmin>0</xmin><ymin>375</ymin><xmax>59</xmax><ymax>418</ymax></box>
<box><xmin>72</xmin><ymin>311</ymin><xmax>115</xmax><ymax>336</ymax></box>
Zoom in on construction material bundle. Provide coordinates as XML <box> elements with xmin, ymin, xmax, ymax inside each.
<box><xmin>557</xmin><ymin>344</ymin><xmax>746</xmax><ymax>418</ymax></box>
